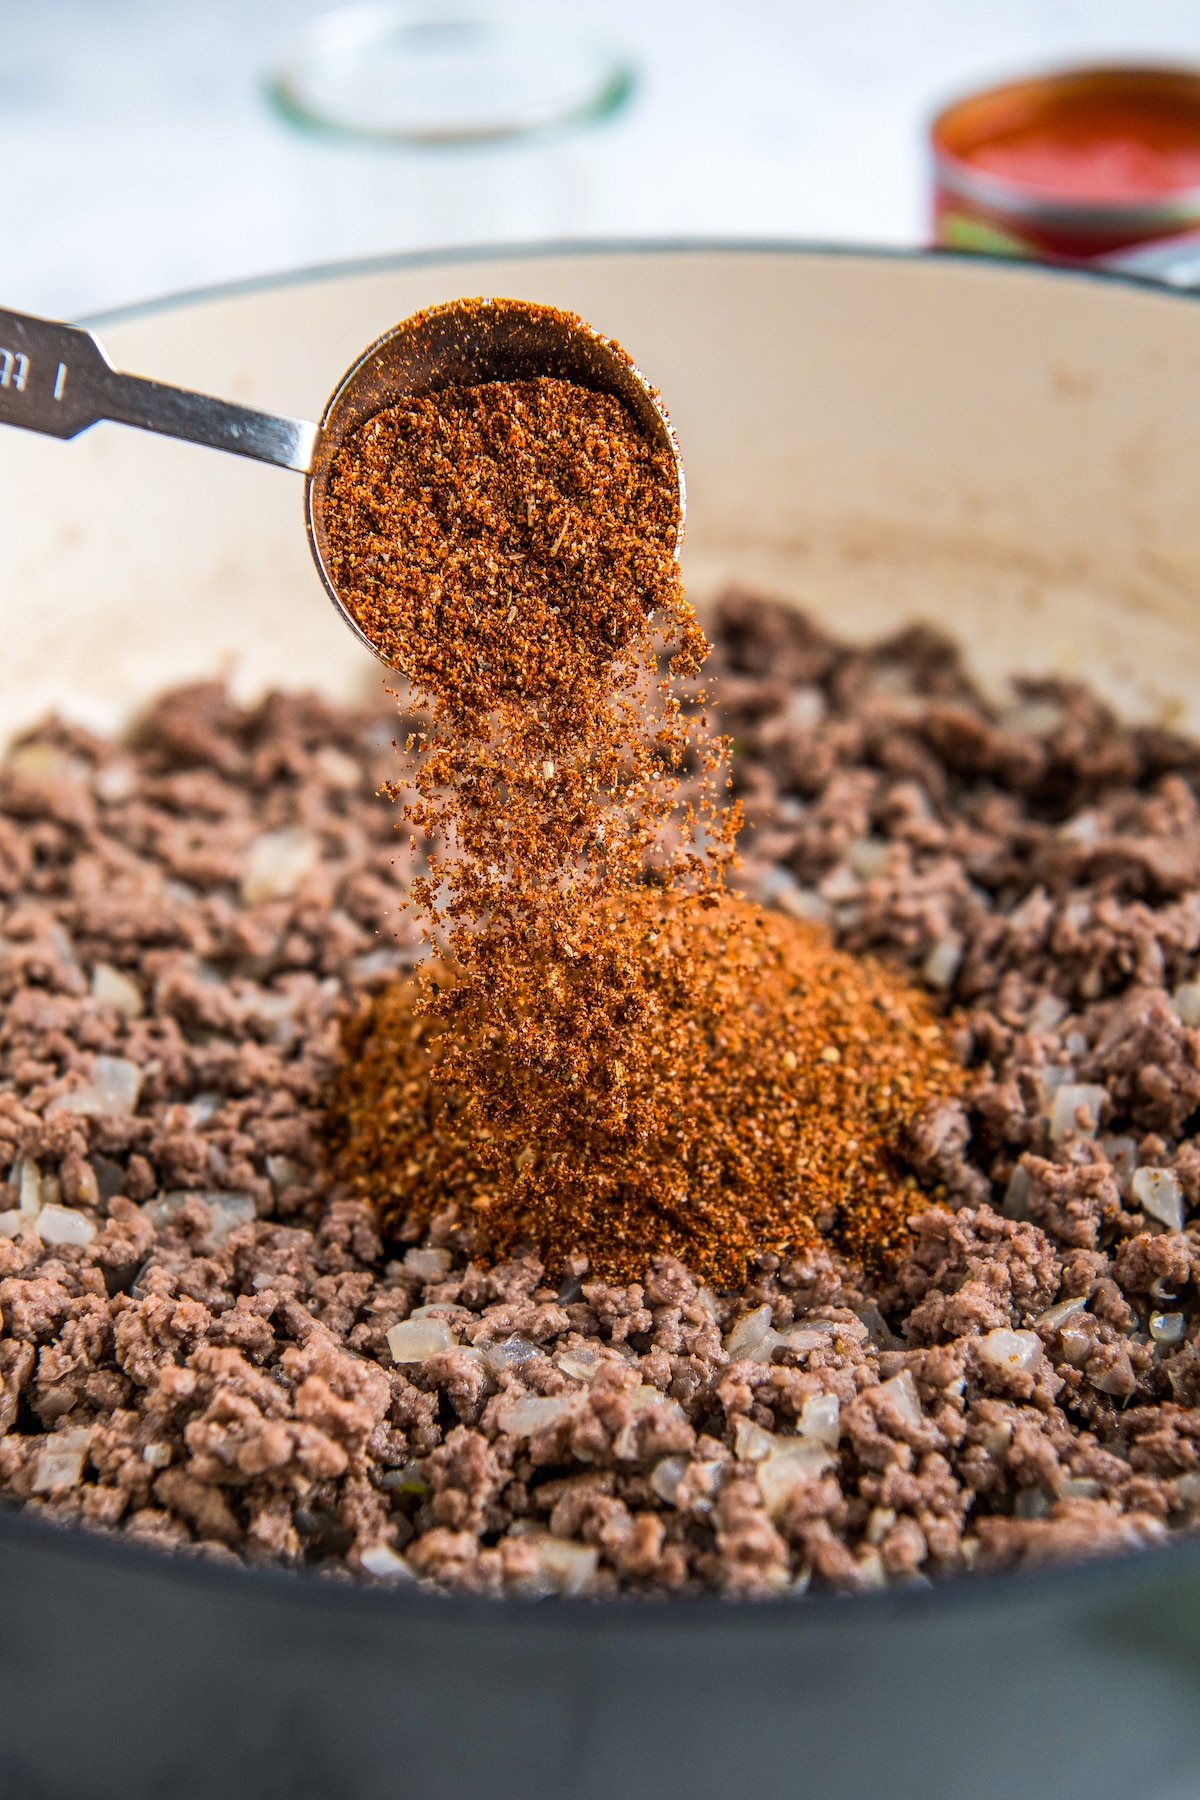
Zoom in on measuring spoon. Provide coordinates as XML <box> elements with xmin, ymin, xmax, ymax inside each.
<box><xmin>0</xmin><ymin>296</ymin><xmax>685</xmax><ymax>665</ymax></box>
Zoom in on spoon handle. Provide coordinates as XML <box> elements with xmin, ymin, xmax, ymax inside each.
<box><xmin>0</xmin><ymin>307</ymin><xmax>316</xmax><ymax>473</ymax></box>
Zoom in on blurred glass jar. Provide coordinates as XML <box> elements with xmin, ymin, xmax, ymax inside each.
<box><xmin>270</xmin><ymin>3</ymin><xmax>633</xmax><ymax>146</ymax></box>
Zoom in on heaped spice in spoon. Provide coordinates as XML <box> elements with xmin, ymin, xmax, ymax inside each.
<box><xmin>323</xmin><ymin>302</ymin><xmax>963</xmax><ymax>1284</ymax></box>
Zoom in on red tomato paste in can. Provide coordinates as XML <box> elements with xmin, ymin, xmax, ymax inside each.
<box><xmin>932</xmin><ymin>66</ymin><xmax>1200</xmax><ymax>263</ymax></box>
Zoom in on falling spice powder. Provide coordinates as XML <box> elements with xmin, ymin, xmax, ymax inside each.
<box><xmin>323</xmin><ymin>300</ymin><xmax>963</xmax><ymax>1285</ymax></box>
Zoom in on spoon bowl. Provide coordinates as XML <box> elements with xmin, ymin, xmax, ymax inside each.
<box><xmin>304</xmin><ymin>296</ymin><xmax>686</xmax><ymax>663</ymax></box>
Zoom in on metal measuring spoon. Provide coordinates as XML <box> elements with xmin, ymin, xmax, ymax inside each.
<box><xmin>0</xmin><ymin>296</ymin><xmax>685</xmax><ymax>665</ymax></box>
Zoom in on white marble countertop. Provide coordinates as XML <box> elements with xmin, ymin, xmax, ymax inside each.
<box><xmin>5</xmin><ymin>0</ymin><xmax>1200</xmax><ymax>320</ymax></box>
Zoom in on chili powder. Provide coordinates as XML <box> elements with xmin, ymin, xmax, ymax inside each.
<box><xmin>322</xmin><ymin>303</ymin><xmax>963</xmax><ymax>1284</ymax></box>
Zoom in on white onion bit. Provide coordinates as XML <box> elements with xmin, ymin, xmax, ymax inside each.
<box><xmin>733</xmin><ymin>1418</ymin><xmax>776</xmax><ymax>1464</ymax></box>
<box><xmin>386</xmin><ymin>1318</ymin><xmax>458</xmax><ymax>1363</ymax></box>
<box><xmin>532</xmin><ymin>1536</ymin><xmax>598</xmax><ymax>1596</ymax></box>
<box><xmin>32</xmin><ymin>1428</ymin><xmax>91</xmax><ymax>1494</ymax></box>
<box><xmin>1049</xmin><ymin>1083</ymin><xmax>1108</xmax><ymax>1142</ymax></box>
<box><xmin>14</xmin><ymin>1157</ymin><xmax>41</xmax><ymax>1214</ymax></box>
<box><xmin>49</xmin><ymin>1055</ymin><xmax>143</xmax><ymax>1119</ymax></box>
<box><xmin>798</xmin><ymin>1391</ymin><xmax>840</xmax><ymax>1447</ymax></box>
<box><xmin>403</xmin><ymin>1247</ymin><xmax>452</xmax><ymax>1279</ymax></box>
<box><xmin>880</xmin><ymin>1368</ymin><xmax>924</xmax><ymax>1428</ymax></box>
<box><xmin>650</xmin><ymin>1454</ymin><xmax>690</xmax><ymax>1506</ymax></box>
<box><xmin>496</xmin><ymin>1393</ymin><xmax>581</xmax><ymax>1440</ymax></box>
<box><xmin>923</xmin><ymin>935</ymin><xmax>962</xmax><ymax>990</ymax></box>
<box><xmin>1173</xmin><ymin>982</ymin><xmax>1200</xmax><ymax>1028</ymax></box>
<box><xmin>1033</xmin><ymin>1295</ymin><xmax>1088</xmax><ymax>1330</ymax></box>
<box><xmin>1132</xmin><ymin>1167</ymin><xmax>1186</xmax><ymax>1233</ymax></box>
<box><xmin>241</xmin><ymin>828</ymin><xmax>319</xmax><ymax>904</ymax></box>
<box><xmin>976</xmin><ymin>1328</ymin><xmax>1042</xmax><ymax>1373</ymax></box>
<box><xmin>482</xmin><ymin>1336</ymin><xmax>538</xmax><ymax>1375</ymax></box>
<box><xmin>359</xmin><ymin>1544</ymin><xmax>415</xmax><ymax>1581</ymax></box>
<box><xmin>36</xmin><ymin>1204</ymin><xmax>96</xmax><ymax>1247</ymax></box>
<box><xmin>756</xmin><ymin>1438</ymin><xmax>836</xmax><ymax>1518</ymax></box>
<box><xmin>724</xmin><ymin>1304</ymin><xmax>781</xmax><ymax>1363</ymax></box>
<box><xmin>90</xmin><ymin>962</ymin><xmax>143</xmax><ymax>1018</ymax></box>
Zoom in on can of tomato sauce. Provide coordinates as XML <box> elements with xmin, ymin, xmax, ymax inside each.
<box><xmin>931</xmin><ymin>65</ymin><xmax>1200</xmax><ymax>265</ymax></box>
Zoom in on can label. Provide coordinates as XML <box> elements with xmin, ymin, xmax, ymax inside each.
<box><xmin>931</xmin><ymin>66</ymin><xmax>1200</xmax><ymax>266</ymax></box>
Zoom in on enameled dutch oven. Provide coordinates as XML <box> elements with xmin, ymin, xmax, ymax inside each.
<box><xmin>4</xmin><ymin>245</ymin><xmax>1200</xmax><ymax>1800</ymax></box>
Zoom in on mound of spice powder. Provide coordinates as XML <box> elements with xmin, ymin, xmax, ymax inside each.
<box><xmin>322</xmin><ymin>303</ymin><xmax>964</xmax><ymax>1283</ymax></box>
<box><xmin>329</xmin><ymin>900</ymin><xmax>963</xmax><ymax>1284</ymax></box>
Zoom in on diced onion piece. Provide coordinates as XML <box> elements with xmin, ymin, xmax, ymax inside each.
<box><xmin>631</xmin><ymin>1384</ymin><xmax>681</xmax><ymax>1414</ymax></box>
<box><xmin>198</xmin><ymin>1191</ymin><xmax>255</xmax><ymax>1245</ymax></box>
<box><xmin>1034</xmin><ymin>1295</ymin><xmax>1088</xmax><ymax>1330</ymax></box>
<box><xmin>555</xmin><ymin>1347</ymin><xmax>602</xmax><ymax>1381</ymax></box>
<box><xmin>36</xmin><ymin>1204</ymin><xmax>96</xmax><ymax>1247</ymax></box>
<box><xmin>1029</xmin><ymin>993</ymin><xmax>1068</xmax><ymax>1030</ymax></box>
<box><xmin>241</xmin><ymin>828</ymin><xmax>319</xmax><ymax>904</ymax></box>
<box><xmin>733</xmin><ymin>1418</ymin><xmax>776</xmax><ymax>1464</ymax></box>
<box><xmin>90</xmin><ymin>962</ymin><xmax>143</xmax><ymax>1018</ymax></box>
<box><xmin>314</xmin><ymin>745</ymin><xmax>361</xmax><ymax>791</ymax></box>
<box><xmin>756</xmin><ymin>1438</ymin><xmax>836</xmax><ymax>1518</ymax></box>
<box><xmin>1002</xmin><ymin>1164</ymin><xmax>1031</xmax><ymax>1221</ymax></box>
<box><xmin>15</xmin><ymin>1156</ymin><xmax>41</xmax><ymax>1214</ymax></box>
<box><xmin>1049</xmin><ymin>1083</ymin><xmax>1108</xmax><ymax>1141</ymax></box>
<box><xmin>1132</xmin><ymin>1166</ymin><xmax>1185</xmax><ymax>1233</ymax></box>
<box><xmin>386</xmin><ymin>1318</ymin><xmax>458</xmax><ymax>1363</ymax></box>
<box><xmin>49</xmin><ymin>1056</ymin><xmax>143</xmax><ymax>1118</ymax></box>
<box><xmin>265</xmin><ymin>1154</ymin><xmax>301</xmax><ymax>1190</ymax></box>
<box><xmin>1173</xmin><ymin>982</ymin><xmax>1200</xmax><ymax>1028</ymax></box>
<box><xmin>0</xmin><ymin>1211</ymin><xmax>25</xmax><ymax>1238</ymax></box>
<box><xmin>144</xmin><ymin>1190</ymin><xmax>255</xmax><ymax>1246</ymax></box>
<box><xmin>483</xmin><ymin>1336</ymin><xmax>538</xmax><ymax>1375</ymax></box>
<box><xmin>403</xmin><ymin>1247</ymin><xmax>452</xmax><ymax>1279</ymax></box>
<box><xmin>976</xmin><ymin>1328</ymin><xmax>1042</xmax><ymax>1373</ymax></box>
<box><xmin>142</xmin><ymin>1442</ymin><xmax>172</xmax><ymax>1469</ymax></box>
<box><xmin>1059</xmin><ymin>1323</ymin><xmax>1095</xmax><ymax>1369</ymax></box>
<box><xmin>798</xmin><ymin>1391</ymin><xmax>840</xmax><ymax>1447</ymax></box>
<box><xmin>724</xmin><ymin>1303</ymin><xmax>781</xmax><ymax>1362</ymax></box>
<box><xmin>1057</xmin><ymin>1082</ymin><xmax>1106</xmax><ymax>1137</ymax></box>
<box><xmin>650</xmin><ymin>1454</ymin><xmax>690</xmax><ymax>1506</ymax></box>
<box><xmin>923</xmin><ymin>935</ymin><xmax>962</xmax><ymax>990</ymax></box>
<box><xmin>1035</xmin><ymin>1065</ymin><xmax>1077</xmax><ymax>1114</ymax></box>
<box><xmin>880</xmin><ymin>1368</ymin><xmax>924</xmax><ymax>1427</ymax></box>
<box><xmin>359</xmin><ymin>1544</ymin><xmax>415</xmax><ymax>1581</ymax></box>
<box><xmin>533</xmin><ymin>1536</ymin><xmax>598</xmax><ymax>1596</ymax></box>
<box><xmin>93</xmin><ymin>758</ymin><xmax>136</xmax><ymax>803</ymax></box>
<box><xmin>1100</xmin><ymin>1134</ymin><xmax>1138</xmax><ymax>1191</ymax></box>
<box><xmin>855</xmin><ymin>1547</ymin><xmax>888</xmax><ymax>1589</ymax></box>
<box><xmin>1057</xmin><ymin>1476</ymin><xmax>1102</xmax><ymax>1500</ymax></box>
<box><xmin>848</xmin><ymin>837</ymin><xmax>890</xmax><ymax>880</ymax></box>
<box><xmin>865</xmin><ymin>1505</ymin><xmax>896</xmax><ymax>1544</ymax></box>
<box><xmin>496</xmin><ymin>1393</ymin><xmax>580</xmax><ymax>1440</ymax></box>
<box><xmin>32</xmin><ymin>1428</ymin><xmax>91</xmax><ymax>1494</ymax></box>
<box><xmin>1150</xmin><ymin>1310</ymin><xmax>1187</xmax><ymax>1346</ymax></box>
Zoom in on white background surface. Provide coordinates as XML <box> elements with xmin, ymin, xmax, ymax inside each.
<box><xmin>7</xmin><ymin>0</ymin><xmax>1200</xmax><ymax>320</ymax></box>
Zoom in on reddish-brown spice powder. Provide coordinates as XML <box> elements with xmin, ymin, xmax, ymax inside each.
<box><xmin>322</xmin><ymin>303</ymin><xmax>963</xmax><ymax>1284</ymax></box>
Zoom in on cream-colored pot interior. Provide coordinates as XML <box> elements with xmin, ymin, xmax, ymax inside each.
<box><xmin>3</xmin><ymin>246</ymin><xmax>1200</xmax><ymax>741</ymax></box>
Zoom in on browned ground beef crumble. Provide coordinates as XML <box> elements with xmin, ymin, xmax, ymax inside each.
<box><xmin>5</xmin><ymin>592</ymin><xmax>1200</xmax><ymax>1598</ymax></box>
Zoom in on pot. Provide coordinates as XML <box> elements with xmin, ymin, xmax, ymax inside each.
<box><xmin>3</xmin><ymin>244</ymin><xmax>1200</xmax><ymax>1800</ymax></box>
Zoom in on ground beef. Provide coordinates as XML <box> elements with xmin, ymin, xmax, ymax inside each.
<box><xmin>6</xmin><ymin>601</ymin><xmax>1200</xmax><ymax>1600</ymax></box>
